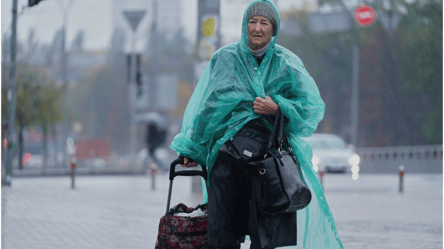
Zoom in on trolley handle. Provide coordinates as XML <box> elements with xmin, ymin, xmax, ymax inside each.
<box><xmin>165</xmin><ymin>158</ymin><xmax>208</xmax><ymax>216</ymax></box>
<box><xmin>169</xmin><ymin>158</ymin><xmax>207</xmax><ymax>181</ymax></box>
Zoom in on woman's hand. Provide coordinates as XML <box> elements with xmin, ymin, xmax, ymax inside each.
<box><xmin>253</xmin><ymin>96</ymin><xmax>278</xmax><ymax>116</ymax></box>
<box><xmin>182</xmin><ymin>157</ymin><xmax>199</xmax><ymax>168</ymax></box>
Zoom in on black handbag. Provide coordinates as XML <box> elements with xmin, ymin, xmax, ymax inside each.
<box><xmin>253</xmin><ymin>109</ymin><xmax>312</xmax><ymax>214</ymax></box>
<box><xmin>219</xmin><ymin>118</ymin><xmax>271</xmax><ymax>163</ymax></box>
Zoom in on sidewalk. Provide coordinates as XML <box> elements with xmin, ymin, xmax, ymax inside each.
<box><xmin>2</xmin><ymin>173</ymin><xmax>205</xmax><ymax>249</ymax></box>
<box><xmin>2</xmin><ymin>173</ymin><xmax>442</xmax><ymax>249</ymax></box>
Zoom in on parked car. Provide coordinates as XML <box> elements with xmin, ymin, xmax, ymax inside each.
<box><xmin>302</xmin><ymin>133</ymin><xmax>360</xmax><ymax>174</ymax></box>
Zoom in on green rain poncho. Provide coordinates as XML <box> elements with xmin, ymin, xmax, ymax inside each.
<box><xmin>170</xmin><ymin>0</ymin><xmax>343</xmax><ymax>248</ymax></box>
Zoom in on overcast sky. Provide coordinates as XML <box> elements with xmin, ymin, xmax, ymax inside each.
<box><xmin>1</xmin><ymin>0</ymin><xmax>308</xmax><ymax>51</ymax></box>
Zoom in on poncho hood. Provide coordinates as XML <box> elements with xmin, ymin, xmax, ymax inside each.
<box><xmin>238</xmin><ymin>0</ymin><xmax>280</xmax><ymax>55</ymax></box>
<box><xmin>170</xmin><ymin>0</ymin><xmax>343</xmax><ymax>248</ymax></box>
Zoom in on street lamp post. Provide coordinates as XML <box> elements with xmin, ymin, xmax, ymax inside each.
<box><xmin>334</xmin><ymin>0</ymin><xmax>362</xmax><ymax>148</ymax></box>
<box><xmin>122</xmin><ymin>9</ymin><xmax>146</xmax><ymax>167</ymax></box>
<box><xmin>56</xmin><ymin>0</ymin><xmax>75</xmax><ymax>169</ymax></box>
<box><xmin>129</xmin><ymin>28</ymin><xmax>137</xmax><ymax>169</ymax></box>
<box><xmin>4</xmin><ymin>0</ymin><xmax>19</xmax><ymax>186</ymax></box>
<box><xmin>149</xmin><ymin>0</ymin><xmax>158</xmax><ymax>112</ymax></box>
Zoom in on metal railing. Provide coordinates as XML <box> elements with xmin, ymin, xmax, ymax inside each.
<box><xmin>9</xmin><ymin>145</ymin><xmax>443</xmax><ymax>176</ymax></box>
<box><xmin>356</xmin><ymin>145</ymin><xmax>443</xmax><ymax>174</ymax></box>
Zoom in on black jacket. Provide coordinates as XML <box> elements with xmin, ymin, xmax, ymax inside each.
<box><xmin>217</xmin><ymin>117</ymin><xmax>297</xmax><ymax>248</ymax></box>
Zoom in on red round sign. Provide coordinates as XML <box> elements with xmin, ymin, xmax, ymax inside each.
<box><xmin>354</xmin><ymin>5</ymin><xmax>376</xmax><ymax>26</ymax></box>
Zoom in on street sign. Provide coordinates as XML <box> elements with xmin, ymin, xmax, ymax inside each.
<box><xmin>354</xmin><ymin>5</ymin><xmax>376</xmax><ymax>27</ymax></box>
<box><xmin>195</xmin><ymin>0</ymin><xmax>220</xmax><ymax>86</ymax></box>
<box><xmin>202</xmin><ymin>15</ymin><xmax>219</xmax><ymax>38</ymax></box>
<box><xmin>66</xmin><ymin>138</ymin><xmax>74</xmax><ymax>147</ymax></box>
<box><xmin>66</xmin><ymin>138</ymin><xmax>76</xmax><ymax>156</ymax></box>
<box><xmin>123</xmin><ymin>10</ymin><xmax>146</xmax><ymax>31</ymax></box>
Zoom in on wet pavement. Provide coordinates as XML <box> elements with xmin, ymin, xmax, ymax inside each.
<box><xmin>1</xmin><ymin>173</ymin><xmax>442</xmax><ymax>249</ymax></box>
<box><xmin>324</xmin><ymin>173</ymin><xmax>442</xmax><ymax>249</ymax></box>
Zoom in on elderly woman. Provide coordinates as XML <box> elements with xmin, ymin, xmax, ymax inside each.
<box><xmin>170</xmin><ymin>1</ymin><xmax>343</xmax><ymax>248</ymax></box>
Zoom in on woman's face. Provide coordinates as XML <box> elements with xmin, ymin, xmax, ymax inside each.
<box><xmin>248</xmin><ymin>16</ymin><xmax>273</xmax><ymax>50</ymax></box>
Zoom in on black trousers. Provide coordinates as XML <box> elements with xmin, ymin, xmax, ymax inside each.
<box><xmin>207</xmin><ymin>119</ymin><xmax>273</xmax><ymax>249</ymax></box>
<box><xmin>207</xmin><ymin>151</ymin><xmax>267</xmax><ymax>249</ymax></box>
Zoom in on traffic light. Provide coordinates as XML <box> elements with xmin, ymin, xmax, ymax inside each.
<box><xmin>126</xmin><ymin>54</ymin><xmax>131</xmax><ymax>83</ymax></box>
<box><xmin>29</xmin><ymin>0</ymin><xmax>42</xmax><ymax>7</ymax></box>
<box><xmin>126</xmin><ymin>53</ymin><xmax>142</xmax><ymax>96</ymax></box>
<box><xmin>136</xmin><ymin>72</ymin><xmax>142</xmax><ymax>96</ymax></box>
<box><xmin>136</xmin><ymin>54</ymin><xmax>142</xmax><ymax>97</ymax></box>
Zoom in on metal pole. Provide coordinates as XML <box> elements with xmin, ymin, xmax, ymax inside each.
<box><xmin>151</xmin><ymin>167</ymin><xmax>156</xmax><ymax>190</ymax></box>
<box><xmin>61</xmin><ymin>15</ymin><xmax>67</xmax><ymax>91</ymax></box>
<box><xmin>4</xmin><ymin>0</ymin><xmax>18</xmax><ymax>186</ymax></box>
<box><xmin>350</xmin><ymin>43</ymin><xmax>360</xmax><ymax>147</ymax></box>
<box><xmin>57</xmin><ymin>0</ymin><xmax>76</xmax><ymax>170</ymax></box>
<box><xmin>129</xmin><ymin>32</ymin><xmax>137</xmax><ymax>169</ymax></box>
<box><xmin>147</xmin><ymin>0</ymin><xmax>158</xmax><ymax>188</ymax></box>
<box><xmin>61</xmin><ymin>19</ymin><xmax>68</xmax><ymax>170</ymax></box>
<box><xmin>165</xmin><ymin>180</ymin><xmax>174</xmax><ymax>215</ymax></box>
<box><xmin>334</xmin><ymin>0</ymin><xmax>361</xmax><ymax>147</ymax></box>
<box><xmin>398</xmin><ymin>165</ymin><xmax>405</xmax><ymax>193</ymax></box>
<box><xmin>149</xmin><ymin>0</ymin><xmax>158</xmax><ymax>111</ymax></box>
<box><xmin>70</xmin><ymin>157</ymin><xmax>76</xmax><ymax>189</ymax></box>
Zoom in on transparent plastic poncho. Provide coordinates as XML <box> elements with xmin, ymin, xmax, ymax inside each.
<box><xmin>170</xmin><ymin>0</ymin><xmax>343</xmax><ymax>248</ymax></box>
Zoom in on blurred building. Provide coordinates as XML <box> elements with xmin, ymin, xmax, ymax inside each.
<box><xmin>158</xmin><ymin>0</ymin><xmax>182</xmax><ymax>43</ymax></box>
<box><xmin>10</xmin><ymin>28</ymin><xmax>107</xmax><ymax>88</ymax></box>
<box><xmin>220</xmin><ymin>0</ymin><xmax>249</xmax><ymax>45</ymax></box>
<box><xmin>71</xmin><ymin>31</ymin><xmax>84</xmax><ymax>52</ymax></box>
<box><xmin>45</xmin><ymin>29</ymin><xmax>107</xmax><ymax>87</ymax></box>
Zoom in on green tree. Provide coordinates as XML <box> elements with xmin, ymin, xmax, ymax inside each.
<box><xmin>2</xmin><ymin>63</ymin><xmax>9</xmax><ymax>121</ymax></box>
<box><xmin>397</xmin><ymin>1</ymin><xmax>442</xmax><ymax>144</ymax></box>
<box><xmin>15</xmin><ymin>64</ymin><xmax>41</xmax><ymax>169</ymax></box>
<box><xmin>37</xmin><ymin>77</ymin><xmax>63</xmax><ymax>170</ymax></box>
<box><xmin>279</xmin><ymin>1</ymin><xmax>442</xmax><ymax>146</ymax></box>
<box><xmin>2</xmin><ymin>64</ymin><xmax>63</xmax><ymax>169</ymax></box>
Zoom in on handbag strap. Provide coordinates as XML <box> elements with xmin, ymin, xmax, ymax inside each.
<box><xmin>266</xmin><ymin>109</ymin><xmax>298</xmax><ymax>164</ymax></box>
<box><xmin>267</xmin><ymin>108</ymin><xmax>285</xmax><ymax>152</ymax></box>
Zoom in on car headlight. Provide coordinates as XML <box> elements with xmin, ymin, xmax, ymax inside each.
<box><xmin>351</xmin><ymin>165</ymin><xmax>360</xmax><ymax>174</ymax></box>
<box><xmin>348</xmin><ymin>154</ymin><xmax>360</xmax><ymax>166</ymax></box>
<box><xmin>311</xmin><ymin>156</ymin><xmax>320</xmax><ymax>172</ymax></box>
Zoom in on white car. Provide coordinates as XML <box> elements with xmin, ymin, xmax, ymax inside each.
<box><xmin>302</xmin><ymin>133</ymin><xmax>360</xmax><ymax>174</ymax></box>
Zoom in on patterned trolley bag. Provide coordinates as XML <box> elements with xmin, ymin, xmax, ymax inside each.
<box><xmin>155</xmin><ymin>158</ymin><xmax>209</xmax><ymax>249</ymax></box>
